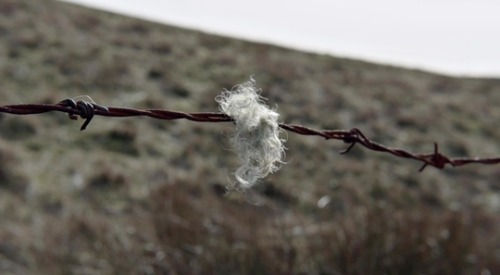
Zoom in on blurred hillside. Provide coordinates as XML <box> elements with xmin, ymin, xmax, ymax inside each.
<box><xmin>1</xmin><ymin>0</ymin><xmax>500</xmax><ymax>274</ymax></box>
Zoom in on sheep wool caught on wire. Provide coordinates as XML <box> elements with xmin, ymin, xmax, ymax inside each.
<box><xmin>2</xmin><ymin>79</ymin><xmax>499</xmax><ymax>179</ymax></box>
<box><xmin>216</xmin><ymin>79</ymin><xmax>286</xmax><ymax>189</ymax></box>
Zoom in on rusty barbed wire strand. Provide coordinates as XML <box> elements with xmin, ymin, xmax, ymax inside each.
<box><xmin>1</xmin><ymin>98</ymin><xmax>500</xmax><ymax>171</ymax></box>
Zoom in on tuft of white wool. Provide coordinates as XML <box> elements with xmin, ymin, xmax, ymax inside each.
<box><xmin>216</xmin><ymin>79</ymin><xmax>286</xmax><ymax>189</ymax></box>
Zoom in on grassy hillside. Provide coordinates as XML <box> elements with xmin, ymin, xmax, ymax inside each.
<box><xmin>1</xmin><ymin>0</ymin><xmax>500</xmax><ymax>274</ymax></box>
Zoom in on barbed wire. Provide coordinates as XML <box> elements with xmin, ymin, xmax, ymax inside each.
<box><xmin>1</xmin><ymin>98</ymin><xmax>499</xmax><ymax>171</ymax></box>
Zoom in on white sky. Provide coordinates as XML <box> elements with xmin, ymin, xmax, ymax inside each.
<box><xmin>61</xmin><ymin>0</ymin><xmax>500</xmax><ymax>77</ymax></box>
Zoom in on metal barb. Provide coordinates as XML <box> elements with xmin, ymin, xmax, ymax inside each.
<box><xmin>57</xmin><ymin>98</ymin><xmax>110</xmax><ymax>130</ymax></box>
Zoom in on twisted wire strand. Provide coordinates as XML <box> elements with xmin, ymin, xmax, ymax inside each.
<box><xmin>1</xmin><ymin>99</ymin><xmax>499</xmax><ymax>171</ymax></box>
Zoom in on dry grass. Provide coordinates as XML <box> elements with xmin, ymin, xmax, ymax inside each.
<box><xmin>0</xmin><ymin>0</ymin><xmax>500</xmax><ymax>273</ymax></box>
<box><xmin>19</xmin><ymin>180</ymin><xmax>500</xmax><ymax>274</ymax></box>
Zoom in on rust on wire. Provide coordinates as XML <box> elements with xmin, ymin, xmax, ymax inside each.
<box><xmin>1</xmin><ymin>98</ymin><xmax>500</xmax><ymax>171</ymax></box>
